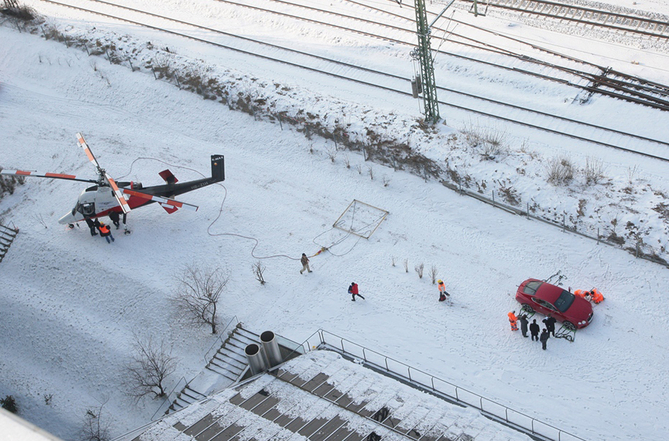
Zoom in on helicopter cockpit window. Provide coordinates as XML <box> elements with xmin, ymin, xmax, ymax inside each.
<box><xmin>76</xmin><ymin>202</ymin><xmax>95</xmax><ymax>216</ymax></box>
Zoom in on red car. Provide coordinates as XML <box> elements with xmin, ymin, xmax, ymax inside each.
<box><xmin>516</xmin><ymin>279</ymin><xmax>593</xmax><ymax>329</ymax></box>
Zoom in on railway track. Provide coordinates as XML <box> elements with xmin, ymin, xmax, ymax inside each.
<box><xmin>39</xmin><ymin>0</ymin><xmax>669</xmax><ymax>162</ymax></box>
<box><xmin>458</xmin><ymin>0</ymin><xmax>669</xmax><ymax>40</ymax></box>
<box><xmin>220</xmin><ymin>0</ymin><xmax>669</xmax><ymax>111</ymax></box>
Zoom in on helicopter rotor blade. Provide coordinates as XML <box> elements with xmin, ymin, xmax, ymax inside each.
<box><xmin>0</xmin><ymin>169</ymin><xmax>97</xmax><ymax>183</ymax></box>
<box><xmin>75</xmin><ymin>133</ymin><xmax>130</xmax><ymax>214</ymax></box>
<box><xmin>105</xmin><ymin>173</ymin><xmax>131</xmax><ymax>214</ymax></box>
<box><xmin>76</xmin><ymin>132</ymin><xmax>103</xmax><ymax>174</ymax></box>
<box><xmin>121</xmin><ymin>188</ymin><xmax>199</xmax><ymax>212</ymax></box>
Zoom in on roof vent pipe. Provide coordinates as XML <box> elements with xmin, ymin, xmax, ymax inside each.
<box><xmin>245</xmin><ymin>343</ymin><xmax>267</xmax><ymax>375</ymax></box>
<box><xmin>260</xmin><ymin>331</ymin><xmax>282</xmax><ymax>368</ymax></box>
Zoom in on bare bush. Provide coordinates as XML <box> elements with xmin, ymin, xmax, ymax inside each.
<box><xmin>0</xmin><ymin>168</ymin><xmax>26</xmax><ymax>199</ymax></box>
<box><xmin>2</xmin><ymin>1</ymin><xmax>36</xmax><ymax>22</ymax></box>
<box><xmin>356</xmin><ymin>164</ymin><xmax>363</xmax><ymax>175</ymax></box>
<box><xmin>326</xmin><ymin>146</ymin><xmax>338</xmax><ymax>163</ymax></box>
<box><xmin>252</xmin><ymin>261</ymin><xmax>266</xmax><ymax>285</ymax></box>
<box><xmin>415</xmin><ymin>262</ymin><xmax>424</xmax><ymax>279</ymax></box>
<box><xmin>460</xmin><ymin>122</ymin><xmax>508</xmax><ymax>160</ymax></box>
<box><xmin>80</xmin><ymin>401</ymin><xmax>111</xmax><ymax>441</ymax></box>
<box><xmin>429</xmin><ymin>265</ymin><xmax>438</xmax><ymax>284</ymax></box>
<box><xmin>172</xmin><ymin>266</ymin><xmax>227</xmax><ymax>334</ymax></box>
<box><xmin>382</xmin><ymin>175</ymin><xmax>391</xmax><ymax>187</ymax></box>
<box><xmin>627</xmin><ymin>164</ymin><xmax>640</xmax><ymax>183</ymax></box>
<box><xmin>367</xmin><ymin>166</ymin><xmax>374</xmax><ymax>180</ymax></box>
<box><xmin>344</xmin><ymin>155</ymin><xmax>351</xmax><ymax>168</ymax></box>
<box><xmin>403</xmin><ymin>258</ymin><xmax>409</xmax><ymax>273</ymax></box>
<box><xmin>546</xmin><ymin>156</ymin><xmax>574</xmax><ymax>186</ymax></box>
<box><xmin>583</xmin><ymin>157</ymin><xmax>605</xmax><ymax>184</ymax></box>
<box><xmin>391</xmin><ymin>256</ymin><xmax>396</xmax><ymax>267</ymax></box>
<box><xmin>124</xmin><ymin>336</ymin><xmax>177</xmax><ymax>401</ymax></box>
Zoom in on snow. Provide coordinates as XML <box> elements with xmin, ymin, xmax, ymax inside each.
<box><xmin>1</xmin><ymin>0</ymin><xmax>668</xmax><ymax>440</ymax></box>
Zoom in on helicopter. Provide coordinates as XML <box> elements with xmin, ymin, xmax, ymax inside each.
<box><xmin>0</xmin><ymin>133</ymin><xmax>225</xmax><ymax>233</ymax></box>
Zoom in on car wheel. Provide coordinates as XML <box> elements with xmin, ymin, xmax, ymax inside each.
<box><xmin>521</xmin><ymin>304</ymin><xmax>534</xmax><ymax>314</ymax></box>
<box><xmin>563</xmin><ymin>321</ymin><xmax>576</xmax><ymax>331</ymax></box>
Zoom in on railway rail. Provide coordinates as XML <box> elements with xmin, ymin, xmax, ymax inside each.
<box><xmin>221</xmin><ymin>0</ymin><xmax>669</xmax><ymax>111</ymax></box>
<box><xmin>458</xmin><ymin>0</ymin><xmax>669</xmax><ymax>40</ymax></box>
<box><xmin>39</xmin><ymin>0</ymin><xmax>669</xmax><ymax>162</ymax></box>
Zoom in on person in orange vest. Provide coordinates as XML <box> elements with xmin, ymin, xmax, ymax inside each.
<box><xmin>508</xmin><ymin>311</ymin><xmax>518</xmax><ymax>331</ymax></box>
<box><xmin>437</xmin><ymin>279</ymin><xmax>449</xmax><ymax>302</ymax></box>
<box><xmin>590</xmin><ymin>288</ymin><xmax>604</xmax><ymax>304</ymax></box>
<box><xmin>97</xmin><ymin>222</ymin><xmax>115</xmax><ymax>244</ymax></box>
<box><xmin>574</xmin><ymin>289</ymin><xmax>589</xmax><ymax>300</ymax></box>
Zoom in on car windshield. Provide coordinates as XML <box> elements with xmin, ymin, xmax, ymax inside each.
<box><xmin>523</xmin><ymin>280</ymin><xmax>542</xmax><ymax>295</ymax></box>
<box><xmin>553</xmin><ymin>290</ymin><xmax>575</xmax><ymax>313</ymax></box>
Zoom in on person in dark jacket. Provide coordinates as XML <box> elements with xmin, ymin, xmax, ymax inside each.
<box><xmin>348</xmin><ymin>282</ymin><xmax>364</xmax><ymax>301</ymax></box>
<box><xmin>109</xmin><ymin>211</ymin><xmax>121</xmax><ymax>229</ymax></box>
<box><xmin>529</xmin><ymin>319</ymin><xmax>540</xmax><ymax>341</ymax></box>
<box><xmin>84</xmin><ymin>218</ymin><xmax>101</xmax><ymax>236</ymax></box>
<box><xmin>300</xmin><ymin>253</ymin><xmax>312</xmax><ymax>274</ymax></box>
<box><xmin>540</xmin><ymin>328</ymin><xmax>550</xmax><ymax>350</ymax></box>
<box><xmin>543</xmin><ymin>317</ymin><xmax>557</xmax><ymax>337</ymax></box>
<box><xmin>519</xmin><ymin>315</ymin><xmax>529</xmax><ymax>338</ymax></box>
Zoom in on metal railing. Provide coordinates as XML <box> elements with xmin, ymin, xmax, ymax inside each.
<box><xmin>203</xmin><ymin>315</ymin><xmax>239</xmax><ymax>364</ymax></box>
<box><xmin>309</xmin><ymin>329</ymin><xmax>586</xmax><ymax>441</ymax></box>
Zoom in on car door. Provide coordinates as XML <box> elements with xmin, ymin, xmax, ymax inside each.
<box><xmin>532</xmin><ymin>298</ymin><xmax>559</xmax><ymax>319</ymax></box>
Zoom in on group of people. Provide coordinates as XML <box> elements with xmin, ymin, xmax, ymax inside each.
<box><xmin>299</xmin><ymin>253</ymin><xmax>365</xmax><ymax>302</ymax></box>
<box><xmin>508</xmin><ymin>311</ymin><xmax>555</xmax><ymax>350</ymax></box>
<box><xmin>574</xmin><ymin>288</ymin><xmax>605</xmax><ymax>304</ymax></box>
<box><xmin>84</xmin><ymin>217</ymin><xmax>116</xmax><ymax>244</ymax></box>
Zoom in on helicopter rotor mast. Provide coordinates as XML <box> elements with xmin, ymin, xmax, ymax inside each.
<box><xmin>76</xmin><ymin>132</ymin><xmax>131</xmax><ymax>214</ymax></box>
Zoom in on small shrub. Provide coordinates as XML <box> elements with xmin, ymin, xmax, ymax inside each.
<box><xmin>415</xmin><ymin>262</ymin><xmax>424</xmax><ymax>279</ymax></box>
<box><xmin>252</xmin><ymin>261</ymin><xmax>266</xmax><ymax>285</ymax></box>
<box><xmin>1</xmin><ymin>395</ymin><xmax>18</xmax><ymax>413</ymax></box>
<box><xmin>403</xmin><ymin>258</ymin><xmax>409</xmax><ymax>273</ymax></box>
<box><xmin>429</xmin><ymin>265</ymin><xmax>438</xmax><ymax>284</ymax></box>
<box><xmin>583</xmin><ymin>157</ymin><xmax>605</xmax><ymax>184</ymax></box>
<box><xmin>547</xmin><ymin>156</ymin><xmax>574</xmax><ymax>186</ymax></box>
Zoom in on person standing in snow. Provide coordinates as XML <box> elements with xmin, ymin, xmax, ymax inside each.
<box><xmin>540</xmin><ymin>328</ymin><xmax>550</xmax><ymax>350</ymax></box>
<box><xmin>349</xmin><ymin>282</ymin><xmax>364</xmax><ymax>301</ymax></box>
<box><xmin>508</xmin><ymin>311</ymin><xmax>518</xmax><ymax>331</ymax></box>
<box><xmin>437</xmin><ymin>279</ymin><xmax>449</xmax><ymax>302</ymax></box>
<box><xmin>543</xmin><ymin>316</ymin><xmax>556</xmax><ymax>337</ymax></box>
<box><xmin>530</xmin><ymin>319</ymin><xmax>540</xmax><ymax>341</ymax></box>
<box><xmin>519</xmin><ymin>315</ymin><xmax>529</xmax><ymax>338</ymax></box>
<box><xmin>97</xmin><ymin>222</ymin><xmax>115</xmax><ymax>244</ymax></box>
<box><xmin>109</xmin><ymin>211</ymin><xmax>121</xmax><ymax>230</ymax></box>
<box><xmin>300</xmin><ymin>253</ymin><xmax>312</xmax><ymax>274</ymax></box>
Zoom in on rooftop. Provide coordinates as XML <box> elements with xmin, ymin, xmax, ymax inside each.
<box><xmin>132</xmin><ymin>350</ymin><xmax>531</xmax><ymax>441</ymax></box>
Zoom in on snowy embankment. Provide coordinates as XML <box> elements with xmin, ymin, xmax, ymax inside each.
<box><xmin>1</xmin><ymin>3</ymin><xmax>669</xmax><ymax>441</ymax></box>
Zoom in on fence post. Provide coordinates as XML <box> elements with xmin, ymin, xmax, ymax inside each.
<box><xmin>492</xmin><ymin>190</ymin><xmax>495</xmax><ymax>207</ymax></box>
<box><xmin>562</xmin><ymin>214</ymin><xmax>566</xmax><ymax>232</ymax></box>
<box><xmin>526</xmin><ymin>202</ymin><xmax>530</xmax><ymax>219</ymax></box>
<box><xmin>597</xmin><ymin>228</ymin><xmax>600</xmax><ymax>244</ymax></box>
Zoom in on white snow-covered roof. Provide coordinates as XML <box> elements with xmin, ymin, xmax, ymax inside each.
<box><xmin>0</xmin><ymin>408</ymin><xmax>65</xmax><ymax>441</ymax></box>
<box><xmin>132</xmin><ymin>350</ymin><xmax>530</xmax><ymax>441</ymax></box>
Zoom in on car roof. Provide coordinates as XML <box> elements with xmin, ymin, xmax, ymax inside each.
<box><xmin>534</xmin><ymin>280</ymin><xmax>564</xmax><ymax>302</ymax></box>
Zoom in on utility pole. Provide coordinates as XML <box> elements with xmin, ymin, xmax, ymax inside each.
<box><xmin>412</xmin><ymin>0</ymin><xmax>455</xmax><ymax>124</ymax></box>
<box><xmin>414</xmin><ymin>0</ymin><xmax>439</xmax><ymax>124</ymax></box>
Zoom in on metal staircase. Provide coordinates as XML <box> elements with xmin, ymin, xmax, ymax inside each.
<box><xmin>0</xmin><ymin>224</ymin><xmax>18</xmax><ymax>263</ymax></box>
<box><xmin>205</xmin><ymin>326</ymin><xmax>258</xmax><ymax>381</ymax></box>
<box><xmin>165</xmin><ymin>326</ymin><xmax>260</xmax><ymax>415</ymax></box>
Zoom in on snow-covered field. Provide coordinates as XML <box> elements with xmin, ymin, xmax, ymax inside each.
<box><xmin>1</xmin><ymin>0</ymin><xmax>668</xmax><ymax>440</ymax></box>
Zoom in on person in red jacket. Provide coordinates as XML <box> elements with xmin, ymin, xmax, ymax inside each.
<box><xmin>348</xmin><ymin>282</ymin><xmax>365</xmax><ymax>301</ymax></box>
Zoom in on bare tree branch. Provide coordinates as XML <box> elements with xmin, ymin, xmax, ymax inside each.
<box><xmin>124</xmin><ymin>335</ymin><xmax>177</xmax><ymax>401</ymax></box>
<box><xmin>172</xmin><ymin>265</ymin><xmax>227</xmax><ymax>334</ymax></box>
